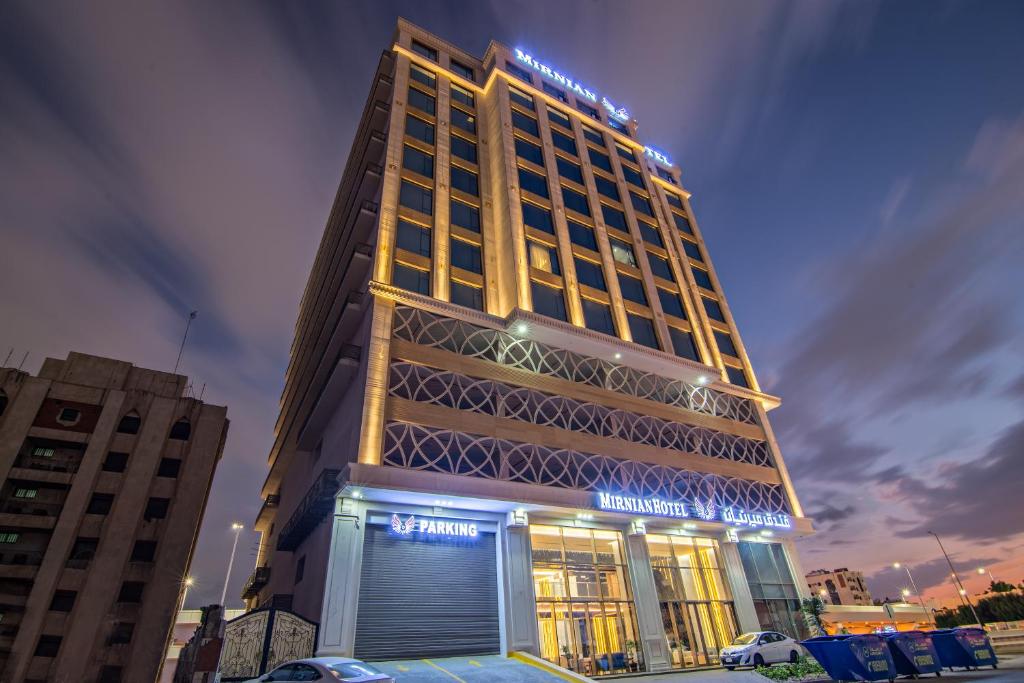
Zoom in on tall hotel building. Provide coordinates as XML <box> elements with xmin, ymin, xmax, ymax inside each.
<box><xmin>248</xmin><ymin>20</ymin><xmax>813</xmax><ymax>675</ymax></box>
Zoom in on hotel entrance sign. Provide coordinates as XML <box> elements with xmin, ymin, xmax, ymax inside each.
<box><xmin>596</xmin><ymin>493</ymin><xmax>791</xmax><ymax>529</ymax></box>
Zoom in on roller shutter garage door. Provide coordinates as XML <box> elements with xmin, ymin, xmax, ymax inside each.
<box><xmin>354</xmin><ymin>522</ymin><xmax>500</xmax><ymax>660</ymax></box>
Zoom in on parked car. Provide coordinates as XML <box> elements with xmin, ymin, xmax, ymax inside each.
<box><xmin>243</xmin><ymin>657</ymin><xmax>394</xmax><ymax>682</ymax></box>
<box><xmin>720</xmin><ymin>631</ymin><xmax>802</xmax><ymax>669</ymax></box>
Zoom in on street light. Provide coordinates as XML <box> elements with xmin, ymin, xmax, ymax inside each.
<box><xmin>220</xmin><ymin>523</ymin><xmax>244</xmax><ymax>608</ymax></box>
<box><xmin>929</xmin><ymin>531</ymin><xmax>982</xmax><ymax>626</ymax></box>
<box><xmin>892</xmin><ymin>562</ymin><xmax>930</xmax><ymax>620</ymax></box>
<box><xmin>978</xmin><ymin>567</ymin><xmax>998</xmax><ymax>591</ymax></box>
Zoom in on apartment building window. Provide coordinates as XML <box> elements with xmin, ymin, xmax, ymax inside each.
<box><xmin>411</xmin><ymin>40</ymin><xmax>437</xmax><ymax>61</ymax></box>
<box><xmin>98</xmin><ymin>665</ymin><xmax>123</xmax><ymax>683</ymax></box>
<box><xmin>116</xmin><ymin>412</ymin><xmax>141</xmax><ymax>434</ymax></box>
<box><xmin>556</xmin><ymin>157</ymin><xmax>583</xmax><ymax>184</ymax></box>
<box><xmin>548</xmin><ymin>107</ymin><xmax>571</xmax><ymax>129</ymax></box>
<box><xmin>68</xmin><ymin>537</ymin><xmax>98</xmax><ymax>565</ymax></box>
<box><xmin>130</xmin><ymin>540</ymin><xmax>157</xmax><ymax>563</ymax></box>
<box><xmin>673</xmin><ymin>212</ymin><xmax>693</xmax><ymax>234</ymax></box>
<box><xmin>615</xmin><ymin>142</ymin><xmax>637</xmax><ymax>163</ymax></box>
<box><xmin>618</xmin><ymin>274</ymin><xmax>648</xmax><ymax>305</ymax></box>
<box><xmin>589</xmin><ymin>148</ymin><xmax>613</xmax><ymax>173</ymax></box>
<box><xmin>1</xmin><ymin>532</ymin><xmax>20</xmax><ymax>543</ymax></box>
<box><xmin>14</xmin><ymin>487</ymin><xmax>37</xmax><ymax>499</ymax></box>
<box><xmin>399</xmin><ymin>180</ymin><xmax>433</xmax><ymax>215</ymax></box>
<box><xmin>692</xmin><ymin>267</ymin><xmax>714</xmax><ymax>290</ymax></box>
<box><xmin>506</xmin><ymin>61</ymin><xmax>533</xmax><ymax>83</ymax></box>
<box><xmin>451</xmin><ymin>199</ymin><xmax>480</xmax><ymax>232</ymax></box>
<box><xmin>49</xmin><ymin>590</ymin><xmax>76</xmax><ymax>612</ymax></box>
<box><xmin>169</xmin><ymin>418</ymin><xmax>191</xmax><ymax>440</ymax></box>
<box><xmin>567</xmin><ymin>221</ymin><xmax>597</xmax><ymax>250</ymax></box>
<box><xmin>515</xmin><ymin>137</ymin><xmax>544</xmax><ymax>165</ymax></box>
<box><xmin>561</xmin><ymin>186</ymin><xmax>590</xmax><ymax>216</ymax></box>
<box><xmin>594</xmin><ymin>175</ymin><xmax>620</xmax><ymax>202</ymax></box>
<box><xmin>543</xmin><ymin>82</ymin><xmax>568</xmax><ymax>103</ymax></box>
<box><xmin>405</xmin><ymin>114</ymin><xmax>435</xmax><ymax>144</ymax></box>
<box><xmin>450</xmin><ymin>107</ymin><xmax>476</xmax><ymax>134</ymax></box>
<box><xmin>408</xmin><ymin>87</ymin><xmax>435</xmax><ymax>115</ymax></box>
<box><xmin>574</xmin><ymin>257</ymin><xmax>606</xmax><ymax>290</ymax></box>
<box><xmin>157</xmin><ymin>458</ymin><xmax>182</xmax><ymax>478</ymax></box>
<box><xmin>409</xmin><ymin>64</ymin><xmax>436</xmax><ymax>89</ymax></box>
<box><xmin>703</xmin><ymin>297</ymin><xmax>726</xmax><ymax>323</ymax></box>
<box><xmin>621</xmin><ymin>164</ymin><xmax>645</xmax><ymax>188</ymax></box>
<box><xmin>521</xmin><ymin>201</ymin><xmax>554</xmax><ymax>233</ymax></box>
<box><xmin>144</xmin><ymin>497</ymin><xmax>170</xmax><ymax>521</ymax></box>
<box><xmin>577</xmin><ymin>99</ymin><xmax>599</xmax><ymax>119</ymax></box>
<box><xmin>102</xmin><ymin>451</ymin><xmax>128</xmax><ymax>472</ymax></box>
<box><xmin>648</xmin><ymin>254</ymin><xmax>675</xmax><ymax>282</ymax></box>
<box><xmin>117</xmin><ymin>581</ymin><xmax>144</xmax><ymax>603</ymax></box>
<box><xmin>582</xmin><ymin>125</ymin><xmax>604</xmax><ymax>146</ymax></box>
<box><xmin>551</xmin><ymin>130</ymin><xmax>577</xmax><ymax>155</ymax></box>
<box><xmin>528</xmin><ymin>240</ymin><xmax>560</xmax><ymax>275</ymax></box>
<box><xmin>32</xmin><ymin>446</ymin><xmax>55</xmax><ymax>458</ymax></box>
<box><xmin>396</xmin><ymin>220</ymin><xmax>431</xmax><ymax>257</ymax></box>
<box><xmin>663</xmin><ymin>327</ymin><xmax>696</xmax><ymax>361</ymax></box>
<box><xmin>715</xmin><ymin>331</ymin><xmax>739</xmax><ymax>357</ymax></box>
<box><xmin>57</xmin><ymin>407</ymin><xmax>80</xmax><ymax>424</ymax></box>
<box><xmin>682</xmin><ymin>240</ymin><xmax>703</xmax><ymax>261</ymax></box>
<box><xmin>393</xmin><ymin>263</ymin><xmax>431</xmax><ymax>295</ymax></box>
<box><xmin>581</xmin><ymin>298</ymin><xmax>616</xmax><ymax>336</ymax></box>
<box><xmin>87</xmin><ymin>493</ymin><xmax>114</xmax><ymax>515</ymax></box>
<box><xmin>628</xmin><ymin>314</ymin><xmax>660</xmax><ymax>349</ymax></box>
<box><xmin>450</xmin><ymin>280</ymin><xmax>484</xmax><ymax>311</ymax></box>
<box><xmin>726</xmin><ymin>366</ymin><xmax>750</xmax><ymax>389</ymax></box>
<box><xmin>609</xmin><ymin>238</ymin><xmax>637</xmax><ymax>267</ymax></box>
<box><xmin>450</xmin><ymin>134</ymin><xmax>477</xmax><ymax>163</ymax></box>
<box><xmin>658</xmin><ymin>289</ymin><xmax>687</xmax><ymax>319</ymax></box>
<box><xmin>295</xmin><ymin>555</ymin><xmax>306</xmax><ymax>584</ymax></box>
<box><xmin>531</xmin><ymin>281</ymin><xmax>568</xmax><ymax>321</ymax></box>
<box><xmin>108</xmin><ymin>622</ymin><xmax>134</xmax><ymax>645</ymax></box>
<box><xmin>512</xmin><ymin>110</ymin><xmax>539</xmax><ymax>136</ymax></box>
<box><xmin>638</xmin><ymin>222</ymin><xmax>663</xmax><ymax>247</ymax></box>
<box><xmin>666</xmin><ymin>193</ymin><xmax>684</xmax><ymax>210</ymax></box>
<box><xmin>518</xmin><ymin>167</ymin><xmax>549</xmax><ymax>198</ymax></box>
<box><xmin>451</xmin><ymin>83</ymin><xmax>474</xmax><ymax>108</ymax></box>
<box><xmin>403</xmin><ymin>145</ymin><xmax>434</xmax><ymax>178</ymax></box>
<box><xmin>509</xmin><ymin>86</ymin><xmax>535</xmax><ymax>110</ymax></box>
<box><xmin>602</xmin><ymin>205</ymin><xmax>628</xmax><ymax>232</ymax></box>
<box><xmin>450</xmin><ymin>238</ymin><xmax>482</xmax><ymax>273</ymax></box>
<box><xmin>630</xmin><ymin>192</ymin><xmax>654</xmax><ymax>216</ymax></box>
<box><xmin>450</xmin><ymin>60</ymin><xmax>474</xmax><ymax>82</ymax></box>
<box><xmin>34</xmin><ymin>635</ymin><xmax>61</xmax><ymax>658</ymax></box>
<box><xmin>451</xmin><ymin>166</ymin><xmax>479</xmax><ymax>196</ymax></box>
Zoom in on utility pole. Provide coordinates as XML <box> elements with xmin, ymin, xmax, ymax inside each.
<box><xmin>174</xmin><ymin>311</ymin><xmax>198</xmax><ymax>375</ymax></box>
<box><xmin>220</xmin><ymin>523</ymin><xmax>244</xmax><ymax>607</ymax></box>
<box><xmin>930</xmin><ymin>531</ymin><xmax>982</xmax><ymax>626</ymax></box>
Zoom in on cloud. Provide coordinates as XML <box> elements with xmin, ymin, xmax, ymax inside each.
<box><xmin>808</xmin><ymin>502</ymin><xmax>857</xmax><ymax>525</ymax></box>
<box><xmin>867</xmin><ymin>555</ymin><xmax>998</xmax><ymax>601</ymax></box>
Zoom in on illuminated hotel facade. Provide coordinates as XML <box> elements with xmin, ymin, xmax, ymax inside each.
<box><xmin>247</xmin><ymin>19</ymin><xmax>814</xmax><ymax>674</ymax></box>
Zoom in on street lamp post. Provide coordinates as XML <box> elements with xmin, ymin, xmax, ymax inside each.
<box><xmin>220</xmin><ymin>523</ymin><xmax>244</xmax><ymax>608</ymax></box>
<box><xmin>180</xmin><ymin>576</ymin><xmax>195</xmax><ymax>611</ymax></box>
<box><xmin>977</xmin><ymin>567</ymin><xmax>998</xmax><ymax>592</ymax></box>
<box><xmin>929</xmin><ymin>531</ymin><xmax>982</xmax><ymax>626</ymax></box>
<box><xmin>893</xmin><ymin>562</ymin><xmax>931</xmax><ymax>623</ymax></box>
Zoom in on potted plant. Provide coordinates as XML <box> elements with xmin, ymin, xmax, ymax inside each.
<box><xmin>624</xmin><ymin>640</ymin><xmax>638</xmax><ymax>671</ymax></box>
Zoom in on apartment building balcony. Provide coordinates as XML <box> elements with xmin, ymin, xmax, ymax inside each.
<box><xmin>276</xmin><ymin>469</ymin><xmax>341</xmax><ymax>551</ymax></box>
<box><xmin>241</xmin><ymin>565</ymin><xmax>271</xmax><ymax>599</ymax></box>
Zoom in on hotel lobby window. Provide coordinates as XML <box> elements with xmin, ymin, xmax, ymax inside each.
<box><xmin>647</xmin><ymin>534</ymin><xmax>738</xmax><ymax>669</ymax></box>
<box><xmin>737</xmin><ymin>542</ymin><xmax>806</xmax><ymax>639</ymax></box>
<box><xmin>531</xmin><ymin>525</ymin><xmax>644</xmax><ymax>675</ymax></box>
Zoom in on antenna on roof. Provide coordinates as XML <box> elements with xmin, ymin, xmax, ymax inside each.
<box><xmin>173</xmin><ymin>310</ymin><xmax>198</xmax><ymax>375</ymax></box>
<box><xmin>2</xmin><ymin>348</ymin><xmax>12</xmax><ymax>368</ymax></box>
<box><xmin>17</xmin><ymin>351</ymin><xmax>28</xmax><ymax>371</ymax></box>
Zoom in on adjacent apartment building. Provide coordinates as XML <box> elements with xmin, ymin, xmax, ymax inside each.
<box><xmin>0</xmin><ymin>352</ymin><xmax>228</xmax><ymax>683</ymax></box>
<box><xmin>246</xmin><ymin>19</ymin><xmax>814</xmax><ymax>675</ymax></box>
<box><xmin>807</xmin><ymin>568</ymin><xmax>873</xmax><ymax>606</ymax></box>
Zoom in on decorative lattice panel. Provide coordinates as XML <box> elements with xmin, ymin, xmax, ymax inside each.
<box><xmin>391</xmin><ymin>306</ymin><xmax>759</xmax><ymax>425</ymax></box>
<box><xmin>382</xmin><ymin>421</ymin><xmax>789</xmax><ymax>514</ymax></box>
<box><xmin>389</xmin><ymin>362</ymin><xmax>772</xmax><ymax>467</ymax></box>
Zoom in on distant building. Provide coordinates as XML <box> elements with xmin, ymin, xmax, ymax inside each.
<box><xmin>165</xmin><ymin>605</ymin><xmax>244</xmax><ymax>683</ymax></box>
<box><xmin>807</xmin><ymin>568</ymin><xmax>872</xmax><ymax>605</ymax></box>
<box><xmin>0</xmin><ymin>352</ymin><xmax>229</xmax><ymax>683</ymax></box>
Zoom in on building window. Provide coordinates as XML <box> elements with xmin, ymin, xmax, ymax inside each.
<box><xmin>589</xmin><ymin>148</ymin><xmax>613</xmax><ymax>173</ymax></box>
<box><xmin>528</xmin><ymin>241</ymin><xmax>561</xmax><ymax>275</ymax></box>
<box><xmin>621</xmin><ymin>164</ymin><xmax>645</xmax><ymax>188</ymax></box>
<box><xmin>609</xmin><ymin>118</ymin><xmax>629</xmax><ymax>135</ymax></box>
<box><xmin>561</xmin><ymin>186</ymin><xmax>590</xmax><ymax>216</ymax></box>
<box><xmin>594</xmin><ymin>175</ymin><xmax>620</xmax><ymax>202</ymax></box>
<box><xmin>395</xmin><ymin>219</ymin><xmax>431</xmax><ymax>257</ymax></box>
<box><xmin>551</xmin><ymin>130</ymin><xmax>577</xmax><ymax>156</ymax></box>
<box><xmin>518</xmin><ymin>167</ymin><xmax>549</xmax><ymax>198</ymax></box>
<box><xmin>34</xmin><ymin>635</ymin><xmax>62</xmax><ymax>658</ymax></box>
<box><xmin>555</xmin><ymin>157</ymin><xmax>583</xmax><ymax>184</ymax></box>
<box><xmin>577</xmin><ymin>99</ymin><xmax>599</xmax><ymax>119</ymax></box>
<box><xmin>295</xmin><ymin>555</ymin><xmax>306</xmax><ymax>584</ymax></box>
<box><xmin>738</xmin><ymin>542</ymin><xmax>806</xmax><ymax>639</ymax></box>
<box><xmin>57</xmin><ymin>407</ymin><xmax>80</xmax><ymax>424</ymax></box>
<box><xmin>450</xmin><ymin>59</ymin><xmax>474</xmax><ymax>82</ymax></box>
<box><xmin>582</xmin><ymin>126</ymin><xmax>604</xmax><ymax>146</ymax></box>
<box><xmin>673</xmin><ymin>212</ymin><xmax>693</xmax><ymax>234</ymax></box>
<box><xmin>628</xmin><ymin>314</ymin><xmax>659</xmax><ymax>349</ymax></box>
<box><xmin>451</xmin><ymin>199</ymin><xmax>480</xmax><ymax>233</ymax></box>
<box><xmin>409</xmin><ymin>64</ymin><xmax>436</xmax><ymax>89</ymax></box>
<box><xmin>602</xmin><ymin>205</ymin><xmax>628</xmax><ymax>232</ymax></box>
<box><xmin>509</xmin><ymin>85</ymin><xmax>535</xmax><ymax>110</ymax></box>
<box><xmin>450</xmin><ymin>238</ymin><xmax>482</xmax><ymax>273</ymax></box>
<box><xmin>666</xmin><ymin>193</ymin><xmax>685</xmax><ymax>210</ymax></box>
<box><xmin>548</xmin><ymin>107</ymin><xmax>571</xmax><ymax>129</ymax></box>
<box><xmin>692</xmin><ymin>267</ymin><xmax>714</xmax><ymax>290</ymax></box>
<box><xmin>14</xmin><ymin>487</ymin><xmax>37</xmax><ymax>499</ymax></box>
<box><xmin>144</xmin><ymin>497</ymin><xmax>170</xmax><ymax>521</ymax></box>
<box><xmin>726</xmin><ymin>366</ymin><xmax>749</xmax><ymax>388</ymax></box>
<box><xmin>617</xmin><ymin>274</ymin><xmax>647</xmax><ymax>305</ymax></box>
<box><xmin>609</xmin><ymin>238</ymin><xmax>637</xmax><ymax>267</ymax></box>
<box><xmin>573</xmin><ymin>258</ymin><xmax>606</xmax><ymax>290</ymax></box>
<box><xmin>682</xmin><ymin>240</ymin><xmax>703</xmax><ymax>261</ymax></box>
<box><xmin>581</xmin><ymin>298</ymin><xmax>616</xmax><ymax>336</ymax></box>
<box><xmin>116</xmin><ymin>412</ymin><xmax>140</xmax><ymax>434</ymax></box>
<box><xmin>512</xmin><ymin>110</ymin><xmax>540</xmax><ymax>136</ymax></box>
<box><xmin>542</xmin><ymin>82</ymin><xmax>568</xmax><ymax>103</ymax></box>
<box><xmin>450</xmin><ymin>107</ymin><xmax>476</xmax><ymax>134</ymax></box>
<box><xmin>506</xmin><ymin>61</ymin><xmax>533</xmax><ymax>83</ymax></box>
<box><xmin>407</xmin><ymin>87</ymin><xmax>435</xmax><ymax>115</ymax></box>
<box><xmin>703</xmin><ymin>297</ymin><xmax>726</xmax><ymax>323</ymax></box>
<box><xmin>658</xmin><ymin>289</ymin><xmax>686</xmax><ymax>319</ymax></box>
<box><xmin>157</xmin><ymin>457</ymin><xmax>182</xmax><ymax>478</ymax></box>
<box><xmin>68</xmin><ymin>537</ymin><xmax>98</xmax><ymax>565</ymax></box>
<box><xmin>450</xmin><ymin>134</ymin><xmax>477</xmax><ymax>163</ymax></box>
<box><xmin>0</xmin><ymin>532</ymin><xmax>19</xmax><ymax>544</ymax></box>
<box><xmin>411</xmin><ymin>40</ymin><xmax>437</xmax><ymax>62</ymax></box>
<box><xmin>715</xmin><ymin>331</ymin><xmax>739</xmax><ymax>357</ymax></box>
<box><xmin>108</xmin><ymin>622</ymin><xmax>134</xmax><ymax>645</ymax></box>
<box><xmin>515</xmin><ymin>137</ymin><xmax>544</xmax><ymax>165</ymax></box>
<box><xmin>399</xmin><ymin>180</ymin><xmax>433</xmax><ymax>215</ymax></box>
<box><xmin>130</xmin><ymin>540</ymin><xmax>157</xmax><ymax>563</ymax></box>
<box><xmin>393</xmin><ymin>263</ymin><xmax>431</xmax><ymax>295</ymax></box>
<box><xmin>450</xmin><ymin>166</ymin><xmax>479</xmax><ymax>196</ymax></box>
<box><xmin>567</xmin><ymin>221</ymin><xmax>597</xmax><ymax>251</ymax></box>
<box><xmin>521</xmin><ymin>201</ymin><xmax>554</xmax><ymax>234</ymax></box>
<box><xmin>117</xmin><ymin>581</ymin><xmax>145</xmax><ymax>604</ymax></box>
<box><xmin>531</xmin><ymin>281</ymin><xmax>567</xmax><ymax>321</ymax></box>
<box><xmin>657</xmin><ymin>167</ymin><xmax>677</xmax><ymax>184</ymax></box>
<box><xmin>668</xmin><ymin>326</ymin><xmax>699</xmax><ymax>361</ymax></box>
<box><xmin>450</xmin><ymin>280</ymin><xmax>484</xmax><ymax>311</ymax></box>
<box><xmin>169</xmin><ymin>418</ymin><xmax>191</xmax><ymax>441</ymax></box>
<box><xmin>32</xmin><ymin>446</ymin><xmax>55</xmax><ymax>458</ymax></box>
<box><xmin>87</xmin><ymin>493</ymin><xmax>114</xmax><ymax>515</ymax></box>
<box><xmin>451</xmin><ymin>83</ymin><xmax>474</xmax><ymax>108</ymax></box>
<box><xmin>648</xmin><ymin>254</ymin><xmax>675</xmax><ymax>282</ymax></box>
<box><xmin>638</xmin><ymin>222</ymin><xmax>663</xmax><ymax>248</ymax></box>
<box><xmin>49</xmin><ymin>590</ymin><xmax>77</xmax><ymax>612</ymax></box>
<box><xmin>405</xmin><ymin>114</ymin><xmax>435</xmax><ymax>144</ymax></box>
<box><xmin>630</xmin><ymin>192</ymin><xmax>653</xmax><ymax>216</ymax></box>
<box><xmin>402</xmin><ymin>144</ymin><xmax>434</xmax><ymax>178</ymax></box>
<box><xmin>615</xmin><ymin>142</ymin><xmax>637</xmax><ymax>163</ymax></box>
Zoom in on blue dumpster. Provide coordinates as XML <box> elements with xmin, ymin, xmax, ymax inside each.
<box><xmin>930</xmin><ymin>627</ymin><xmax>998</xmax><ymax>671</ymax></box>
<box><xmin>884</xmin><ymin>630</ymin><xmax>942</xmax><ymax>677</ymax></box>
<box><xmin>801</xmin><ymin>634</ymin><xmax>896</xmax><ymax>681</ymax></box>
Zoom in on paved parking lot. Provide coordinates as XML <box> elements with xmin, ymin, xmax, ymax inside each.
<box><xmin>373</xmin><ymin>654</ymin><xmax>570</xmax><ymax>682</ymax></box>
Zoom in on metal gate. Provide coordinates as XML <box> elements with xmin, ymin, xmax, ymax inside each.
<box><xmin>353</xmin><ymin>523</ymin><xmax>500</xmax><ymax>660</ymax></box>
<box><xmin>218</xmin><ymin>608</ymin><xmax>319</xmax><ymax>680</ymax></box>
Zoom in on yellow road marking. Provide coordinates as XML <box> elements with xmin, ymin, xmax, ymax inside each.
<box><xmin>468</xmin><ymin>659</ymin><xmax>481</xmax><ymax>667</ymax></box>
<box><xmin>422</xmin><ymin>658</ymin><xmax>468</xmax><ymax>682</ymax></box>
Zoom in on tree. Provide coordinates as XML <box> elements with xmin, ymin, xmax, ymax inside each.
<box><xmin>988</xmin><ymin>580</ymin><xmax>1015</xmax><ymax>593</ymax></box>
<box><xmin>801</xmin><ymin>596</ymin><xmax>827</xmax><ymax>637</ymax></box>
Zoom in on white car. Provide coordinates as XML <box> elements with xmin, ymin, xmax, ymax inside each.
<box><xmin>720</xmin><ymin>631</ymin><xmax>802</xmax><ymax>669</ymax></box>
<box><xmin>243</xmin><ymin>657</ymin><xmax>394</xmax><ymax>682</ymax></box>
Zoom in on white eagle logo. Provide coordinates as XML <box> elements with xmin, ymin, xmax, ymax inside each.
<box><xmin>693</xmin><ymin>501</ymin><xmax>717</xmax><ymax>521</ymax></box>
<box><xmin>391</xmin><ymin>513</ymin><xmax>416</xmax><ymax>535</ymax></box>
